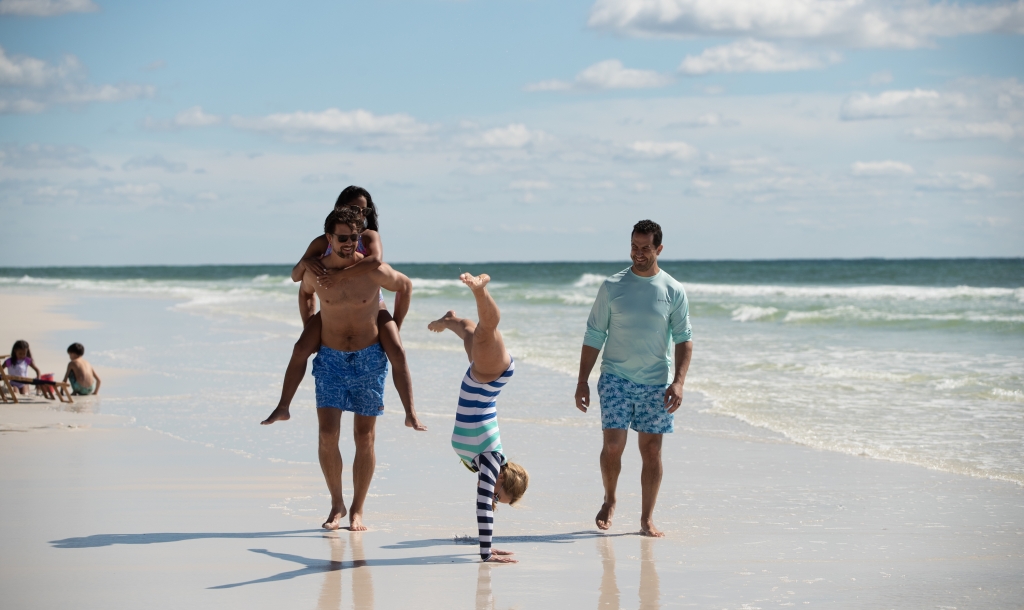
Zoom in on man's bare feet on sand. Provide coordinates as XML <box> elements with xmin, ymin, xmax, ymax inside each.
<box><xmin>596</xmin><ymin>502</ymin><xmax>615</xmax><ymax>530</ymax></box>
<box><xmin>405</xmin><ymin>413</ymin><xmax>428</xmax><ymax>431</ymax></box>
<box><xmin>460</xmin><ymin>272</ymin><xmax>490</xmax><ymax>291</ymax></box>
<box><xmin>322</xmin><ymin>506</ymin><xmax>347</xmax><ymax>530</ymax></box>
<box><xmin>260</xmin><ymin>405</ymin><xmax>290</xmax><ymax>425</ymax></box>
<box><xmin>427</xmin><ymin>310</ymin><xmax>457</xmax><ymax>333</ymax></box>
<box><xmin>486</xmin><ymin>549</ymin><xmax>517</xmax><ymax>564</ymax></box>
<box><xmin>640</xmin><ymin>518</ymin><xmax>665</xmax><ymax>538</ymax></box>
<box><xmin>349</xmin><ymin>510</ymin><xmax>368</xmax><ymax>532</ymax></box>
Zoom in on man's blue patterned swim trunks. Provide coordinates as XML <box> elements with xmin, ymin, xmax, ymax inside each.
<box><xmin>597</xmin><ymin>373</ymin><xmax>673</xmax><ymax>434</ymax></box>
<box><xmin>311</xmin><ymin>343</ymin><xmax>388</xmax><ymax>416</ymax></box>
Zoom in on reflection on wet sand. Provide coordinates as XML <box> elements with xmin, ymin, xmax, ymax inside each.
<box><xmin>317</xmin><ymin>533</ymin><xmax>375</xmax><ymax>610</ymax></box>
<box><xmin>598</xmin><ymin>536</ymin><xmax>620</xmax><ymax>609</ymax></box>
<box><xmin>639</xmin><ymin>537</ymin><xmax>660</xmax><ymax>610</ymax></box>
<box><xmin>476</xmin><ymin>563</ymin><xmax>494</xmax><ymax>610</ymax></box>
<box><xmin>597</xmin><ymin>537</ymin><xmax>661</xmax><ymax>610</ymax></box>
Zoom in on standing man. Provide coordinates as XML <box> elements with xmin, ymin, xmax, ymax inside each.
<box><xmin>264</xmin><ymin>206</ymin><xmax>417</xmax><ymax>531</ymax></box>
<box><xmin>574</xmin><ymin>219</ymin><xmax>693</xmax><ymax>537</ymax></box>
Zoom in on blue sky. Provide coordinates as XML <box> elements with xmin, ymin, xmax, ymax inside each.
<box><xmin>1</xmin><ymin>0</ymin><xmax>1022</xmax><ymax>265</ymax></box>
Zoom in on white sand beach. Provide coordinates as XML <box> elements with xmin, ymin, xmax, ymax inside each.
<box><xmin>1</xmin><ymin>289</ymin><xmax>1023</xmax><ymax>609</ymax></box>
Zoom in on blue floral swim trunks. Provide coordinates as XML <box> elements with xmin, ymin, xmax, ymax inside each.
<box><xmin>597</xmin><ymin>373</ymin><xmax>673</xmax><ymax>434</ymax></box>
<box><xmin>311</xmin><ymin>343</ymin><xmax>388</xmax><ymax>416</ymax></box>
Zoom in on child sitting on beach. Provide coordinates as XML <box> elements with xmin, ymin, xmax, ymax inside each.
<box><xmin>262</xmin><ymin>186</ymin><xmax>424</xmax><ymax>431</ymax></box>
<box><xmin>63</xmin><ymin>343</ymin><xmax>101</xmax><ymax>396</ymax></box>
<box><xmin>428</xmin><ymin>273</ymin><xmax>529</xmax><ymax>564</ymax></box>
<box><xmin>3</xmin><ymin>340</ymin><xmax>41</xmax><ymax>395</ymax></box>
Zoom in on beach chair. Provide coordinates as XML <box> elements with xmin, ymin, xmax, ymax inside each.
<box><xmin>0</xmin><ymin>369</ymin><xmax>74</xmax><ymax>404</ymax></box>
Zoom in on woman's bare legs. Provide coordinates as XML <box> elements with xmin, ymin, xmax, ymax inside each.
<box><xmin>427</xmin><ymin>273</ymin><xmax>510</xmax><ymax>384</ymax></box>
<box><xmin>376</xmin><ymin>308</ymin><xmax>426</xmax><ymax>431</ymax></box>
<box><xmin>261</xmin><ymin>312</ymin><xmax>321</xmax><ymax>425</ymax></box>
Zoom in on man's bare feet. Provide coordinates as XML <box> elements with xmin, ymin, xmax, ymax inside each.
<box><xmin>405</xmin><ymin>413</ymin><xmax>428</xmax><ymax>431</ymax></box>
<box><xmin>460</xmin><ymin>272</ymin><xmax>491</xmax><ymax>291</ymax></box>
<box><xmin>486</xmin><ymin>549</ymin><xmax>517</xmax><ymax>564</ymax></box>
<box><xmin>640</xmin><ymin>518</ymin><xmax>665</xmax><ymax>538</ymax></box>
<box><xmin>348</xmin><ymin>510</ymin><xmax>368</xmax><ymax>532</ymax></box>
<box><xmin>261</xmin><ymin>405</ymin><xmax>291</xmax><ymax>425</ymax></box>
<box><xmin>427</xmin><ymin>310</ymin><xmax>457</xmax><ymax>333</ymax></box>
<box><xmin>596</xmin><ymin>502</ymin><xmax>615</xmax><ymax>530</ymax></box>
<box><xmin>322</xmin><ymin>505</ymin><xmax>346</xmax><ymax>530</ymax></box>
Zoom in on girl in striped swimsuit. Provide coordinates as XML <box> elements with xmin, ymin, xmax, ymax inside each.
<box><xmin>428</xmin><ymin>272</ymin><xmax>530</xmax><ymax>564</ymax></box>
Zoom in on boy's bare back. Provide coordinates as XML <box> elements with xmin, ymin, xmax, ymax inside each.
<box><xmin>66</xmin><ymin>357</ymin><xmax>96</xmax><ymax>386</ymax></box>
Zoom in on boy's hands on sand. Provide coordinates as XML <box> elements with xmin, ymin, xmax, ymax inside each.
<box><xmin>486</xmin><ymin>549</ymin><xmax>517</xmax><ymax>563</ymax></box>
<box><xmin>575</xmin><ymin>381</ymin><xmax>590</xmax><ymax>413</ymax></box>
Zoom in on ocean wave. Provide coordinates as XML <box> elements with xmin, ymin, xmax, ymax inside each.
<box><xmin>573</xmin><ymin>273</ymin><xmax>607</xmax><ymax>288</ymax></box>
<box><xmin>783</xmin><ymin>306</ymin><xmax>1024</xmax><ymax>325</ymax></box>
<box><xmin>685</xmin><ymin>282</ymin><xmax>1023</xmax><ymax>302</ymax></box>
<box><xmin>731</xmin><ymin>305</ymin><xmax>779</xmax><ymax>322</ymax></box>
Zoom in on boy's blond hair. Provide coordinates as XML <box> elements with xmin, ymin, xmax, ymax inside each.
<box><xmin>499</xmin><ymin>461</ymin><xmax>529</xmax><ymax>507</ymax></box>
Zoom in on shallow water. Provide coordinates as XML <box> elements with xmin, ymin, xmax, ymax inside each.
<box><xmin>2</xmin><ymin>258</ymin><xmax>1021</xmax><ymax>484</ymax></box>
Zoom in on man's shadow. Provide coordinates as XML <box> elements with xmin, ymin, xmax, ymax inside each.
<box><xmin>49</xmin><ymin>530</ymin><xmax>323</xmax><ymax>549</ymax></box>
<box><xmin>382</xmin><ymin>530</ymin><xmax>635</xmax><ymax>550</ymax></box>
<box><xmin>212</xmin><ymin>547</ymin><xmax>477</xmax><ymax>590</ymax></box>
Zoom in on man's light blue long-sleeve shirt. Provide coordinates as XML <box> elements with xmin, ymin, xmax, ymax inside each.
<box><xmin>583</xmin><ymin>267</ymin><xmax>692</xmax><ymax>386</ymax></box>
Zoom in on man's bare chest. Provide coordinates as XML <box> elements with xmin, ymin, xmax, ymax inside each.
<box><xmin>317</xmin><ymin>280</ymin><xmax>379</xmax><ymax>307</ymax></box>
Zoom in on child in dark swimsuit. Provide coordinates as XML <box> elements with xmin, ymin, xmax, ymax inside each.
<box><xmin>261</xmin><ymin>186</ymin><xmax>425</xmax><ymax>432</ymax></box>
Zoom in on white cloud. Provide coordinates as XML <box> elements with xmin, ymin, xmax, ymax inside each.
<box><xmin>0</xmin><ymin>45</ymin><xmax>153</xmax><ymax>111</ymax></box>
<box><xmin>467</xmin><ymin>124</ymin><xmax>549</xmax><ymax>148</ymax></box>
<box><xmin>0</xmin><ymin>98</ymin><xmax>44</xmax><ymax>113</ymax></box>
<box><xmin>840</xmin><ymin>88</ymin><xmax>968</xmax><ymax>120</ymax></box>
<box><xmin>59</xmin><ymin>83</ymin><xmax>155</xmax><ymax>103</ymax></box>
<box><xmin>587</xmin><ymin>0</ymin><xmax>1024</xmax><ymax>49</ymax></box>
<box><xmin>869</xmin><ymin>71</ymin><xmax>894</xmax><ymax>86</ymax></box>
<box><xmin>628</xmin><ymin>140</ymin><xmax>698</xmax><ymax>160</ymax></box>
<box><xmin>142</xmin><ymin>106</ymin><xmax>222</xmax><ymax>131</ymax></box>
<box><xmin>0</xmin><ymin>0</ymin><xmax>97</xmax><ymax>16</ymax></box>
<box><xmin>908</xmin><ymin>122</ymin><xmax>1016</xmax><ymax>141</ymax></box>
<box><xmin>106</xmin><ymin>182</ymin><xmax>162</xmax><ymax>197</ymax></box>
<box><xmin>174</xmin><ymin>105</ymin><xmax>220</xmax><ymax>127</ymax></box>
<box><xmin>231</xmin><ymin>108</ymin><xmax>430</xmax><ymax>136</ymax></box>
<box><xmin>122</xmin><ymin>155</ymin><xmax>187</xmax><ymax>173</ymax></box>
<box><xmin>0</xmin><ymin>46</ymin><xmax>79</xmax><ymax>87</ymax></box>
<box><xmin>509</xmin><ymin>180</ymin><xmax>552</xmax><ymax>190</ymax></box>
<box><xmin>526</xmin><ymin>59</ymin><xmax>672</xmax><ymax>91</ymax></box>
<box><xmin>917</xmin><ymin>171</ymin><xmax>994</xmax><ymax>191</ymax></box>
<box><xmin>34</xmin><ymin>185</ymin><xmax>78</xmax><ymax>198</ymax></box>
<box><xmin>0</xmin><ymin>143</ymin><xmax>97</xmax><ymax>168</ymax></box>
<box><xmin>679</xmin><ymin>40</ymin><xmax>836</xmax><ymax>75</ymax></box>
<box><xmin>851</xmin><ymin>160</ymin><xmax>915</xmax><ymax>176</ymax></box>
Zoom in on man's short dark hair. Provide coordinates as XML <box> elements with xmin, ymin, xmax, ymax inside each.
<box><xmin>324</xmin><ymin>206</ymin><xmax>362</xmax><ymax>235</ymax></box>
<box><xmin>67</xmin><ymin>342</ymin><xmax>85</xmax><ymax>356</ymax></box>
<box><xmin>632</xmin><ymin>219</ymin><xmax>663</xmax><ymax>247</ymax></box>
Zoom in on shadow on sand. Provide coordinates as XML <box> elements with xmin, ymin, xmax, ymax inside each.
<box><xmin>382</xmin><ymin>530</ymin><xmax>637</xmax><ymax>550</ymax></box>
<box><xmin>49</xmin><ymin>530</ymin><xmax>324</xmax><ymax>549</ymax></box>
<box><xmin>211</xmin><ymin>548</ymin><xmax>477</xmax><ymax>589</ymax></box>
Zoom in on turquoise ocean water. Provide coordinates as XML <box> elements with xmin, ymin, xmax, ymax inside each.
<box><xmin>1</xmin><ymin>259</ymin><xmax>1022</xmax><ymax>484</ymax></box>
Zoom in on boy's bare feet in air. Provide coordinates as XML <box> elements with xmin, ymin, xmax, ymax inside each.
<box><xmin>460</xmin><ymin>272</ymin><xmax>490</xmax><ymax>292</ymax></box>
<box><xmin>349</xmin><ymin>510</ymin><xmax>368</xmax><ymax>532</ymax></box>
<box><xmin>322</xmin><ymin>505</ymin><xmax>347</xmax><ymax>530</ymax></box>
<box><xmin>486</xmin><ymin>549</ymin><xmax>517</xmax><ymax>564</ymax></box>
<box><xmin>596</xmin><ymin>501</ymin><xmax>615</xmax><ymax>530</ymax></box>
<box><xmin>640</xmin><ymin>518</ymin><xmax>664</xmax><ymax>537</ymax></box>
<box><xmin>427</xmin><ymin>310</ymin><xmax>458</xmax><ymax>333</ymax></box>
<box><xmin>260</xmin><ymin>405</ymin><xmax>290</xmax><ymax>425</ymax></box>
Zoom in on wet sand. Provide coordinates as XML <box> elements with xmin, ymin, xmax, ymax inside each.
<box><xmin>1</xmin><ymin>292</ymin><xmax>1023</xmax><ymax>608</ymax></box>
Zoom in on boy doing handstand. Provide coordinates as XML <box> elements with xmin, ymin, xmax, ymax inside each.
<box><xmin>428</xmin><ymin>273</ymin><xmax>529</xmax><ymax>563</ymax></box>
